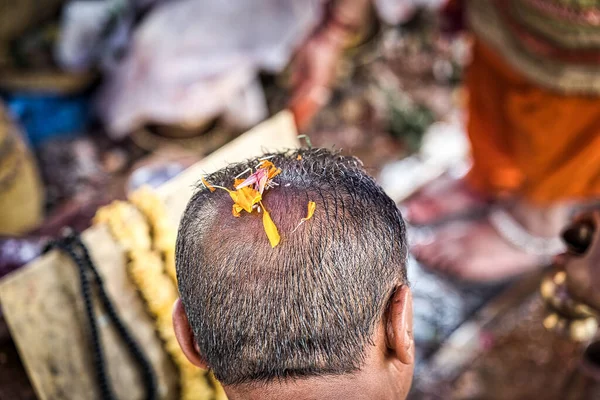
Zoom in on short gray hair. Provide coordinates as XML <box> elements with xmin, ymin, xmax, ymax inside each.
<box><xmin>176</xmin><ymin>148</ymin><xmax>408</xmax><ymax>385</ymax></box>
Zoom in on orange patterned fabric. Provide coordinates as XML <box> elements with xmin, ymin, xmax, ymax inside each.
<box><xmin>466</xmin><ymin>0</ymin><xmax>600</xmax><ymax>94</ymax></box>
<box><xmin>465</xmin><ymin>39</ymin><xmax>600</xmax><ymax>205</ymax></box>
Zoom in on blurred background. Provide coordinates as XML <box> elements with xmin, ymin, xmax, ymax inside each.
<box><xmin>0</xmin><ymin>0</ymin><xmax>464</xmax><ymax>273</ymax></box>
<box><xmin>0</xmin><ymin>1</ymin><xmax>599</xmax><ymax>399</ymax></box>
<box><xmin>0</xmin><ymin>1</ymin><xmax>471</xmax><ymax>396</ymax></box>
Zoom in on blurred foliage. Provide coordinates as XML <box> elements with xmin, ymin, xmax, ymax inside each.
<box><xmin>388</xmin><ymin>93</ymin><xmax>435</xmax><ymax>153</ymax></box>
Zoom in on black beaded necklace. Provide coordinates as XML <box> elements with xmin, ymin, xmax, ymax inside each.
<box><xmin>45</xmin><ymin>231</ymin><xmax>158</xmax><ymax>400</ymax></box>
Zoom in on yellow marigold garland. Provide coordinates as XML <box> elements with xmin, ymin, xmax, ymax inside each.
<box><xmin>94</xmin><ymin>186</ymin><xmax>226</xmax><ymax>400</ymax></box>
<box><xmin>129</xmin><ymin>188</ymin><xmax>178</xmax><ymax>285</ymax></box>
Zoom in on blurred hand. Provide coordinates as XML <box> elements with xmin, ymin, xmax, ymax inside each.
<box><xmin>561</xmin><ymin>211</ymin><xmax>600</xmax><ymax>311</ymax></box>
<box><xmin>288</xmin><ymin>26</ymin><xmax>346</xmax><ymax>131</ymax></box>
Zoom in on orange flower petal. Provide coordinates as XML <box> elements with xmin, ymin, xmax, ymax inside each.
<box><xmin>201</xmin><ymin>176</ymin><xmax>216</xmax><ymax>192</ymax></box>
<box><xmin>268</xmin><ymin>168</ymin><xmax>282</xmax><ymax>180</ymax></box>
<box><xmin>296</xmin><ymin>155</ymin><xmax>302</xmax><ymax>160</ymax></box>
<box><xmin>234</xmin><ymin>178</ymin><xmax>245</xmax><ymax>187</ymax></box>
<box><xmin>261</xmin><ymin>204</ymin><xmax>280</xmax><ymax>248</ymax></box>
<box><xmin>232</xmin><ymin>204</ymin><xmax>243</xmax><ymax>217</ymax></box>
<box><xmin>259</xmin><ymin>160</ymin><xmax>275</xmax><ymax>169</ymax></box>
<box><xmin>229</xmin><ymin>187</ymin><xmax>261</xmax><ymax>213</ymax></box>
<box><xmin>258</xmin><ymin>160</ymin><xmax>281</xmax><ymax>180</ymax></box>
<box><xmin>302</xmin><ymin>201</ymin><xmax>316</xmax><ymax>221</ymax></box>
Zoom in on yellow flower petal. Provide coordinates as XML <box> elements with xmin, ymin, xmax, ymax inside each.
<box><xmin>302</xmin><ymin>201</ymin><xmax>316</xmax><ymax>222</ymax></box>
<box><xmin>229</xmin><ymin>187</ymin><xmax>261</xmax><ymax>213</ymax></box>
<box><xmin>201</xmin><ymin>176</ymin><xmax>216</xmax><ymax>192</ymax></box>
<box><xmin>261</xmin><ymin>203</ymin><xmax>280</xmax><ymax>248</ymax></box>
<box><xmin>232</xmin><ymin>204</ymin><xmax>243</xmax><ymax>217</ymax></box>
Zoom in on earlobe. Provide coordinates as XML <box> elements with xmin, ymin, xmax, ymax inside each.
<box><xmin>385</xmin><ymin>285</ymin><xmax>414</xmax><ymax>365</ymax></box>
<box><xmin>172</xmin><ymin>298</ymin><xmax>209</xmax><ymax>369</ymax></box>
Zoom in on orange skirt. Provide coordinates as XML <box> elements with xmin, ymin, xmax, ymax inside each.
<box><xmin>465</xmin><ymin>39</ymin><xmax>600</xmax><ymax>205</ymax></box>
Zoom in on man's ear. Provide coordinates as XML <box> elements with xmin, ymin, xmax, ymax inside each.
<box><xmin>172</xmin><ymin>298</ymin><xmax>208</xmax><ymax>369</ymax></box>
<box><xmin>385</xmin><ymin>285</ymin><xmax>414</xmax><ymax>365</ymax></box>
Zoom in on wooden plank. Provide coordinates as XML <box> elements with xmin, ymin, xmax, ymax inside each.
<box><xmin>0</xmin><ymin>112</ymin><xmax>299</xmax><ymax>400</ymax></box>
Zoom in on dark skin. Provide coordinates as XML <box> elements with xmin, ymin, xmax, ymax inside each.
<box><xmin>173</xmin><ymin>285</ymin><xmax>415</xmax><ymax>400</ymax></box>
<box><xmin>288</xmin><ymin>0</ymin><xmax>371</xmax><ymax>131</ymax></box>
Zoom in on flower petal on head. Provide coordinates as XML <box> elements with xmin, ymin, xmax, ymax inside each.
<box><xmin>232</xmin><ymin>204</ymin><xmax>243</xmax><ymax>217</ymax></box>
<box><xmin>201</xmin><ymin>176</ymin><xmax>216</xmax><ymax>192</ymax></box>
<box><xmin>229</xmin><ymin>187</ymin><xmax>262</xmax><ymax>213</ymax></box>
<box><xmin>236</xmin><ymin>162</ymin><xmax>280</xmax><ymax>194</ymax></box>
<box><xmin>302</xmin><ymin>201</ymin><xmax>316</xmax><ymax>222</ymax></box>
<box><xmin>291</xmin><ymin>201</ymin><xmax>317</xmax><ymax>233</ymax></box>
<box><xmin>204</xmin><ymin>159</ymin><xmax>285</xmax><ymax>249</ymax></box>
<box><xmin>261</xmin><ymin>203</ymin><xmax>280</xmax><ymax>248</ymax></box>
<box><xmin>260</xmin><ymin>160</ymin><xmax>282</xmax><ymax>180</ymax></box>
<box><xmin>235</xmin><ymin>172</ymin><xmax>260</xmax><ymax>190</ymax></box>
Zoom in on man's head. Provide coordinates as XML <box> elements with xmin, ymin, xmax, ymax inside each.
<box><xmin>173</xmin><ymin>148</ymin><xmax>413</xmax><ymax>399</ymax></box>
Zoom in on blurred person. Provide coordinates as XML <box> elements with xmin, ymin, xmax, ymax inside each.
<box><xmin>172</xmin><ymin>149</ymin><xmax>415</xmax><ymax>400</ymax></box>
<box><xmin>290</xmin><ymin>0</ymin><xmax>600</xmax><ymax>281</ymax></box>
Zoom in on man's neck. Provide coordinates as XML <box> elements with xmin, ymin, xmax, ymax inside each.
<box><xmin>223</xmin><ymin>370</ymin><xmax>403</xmax><ymax>400</ymax></box>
